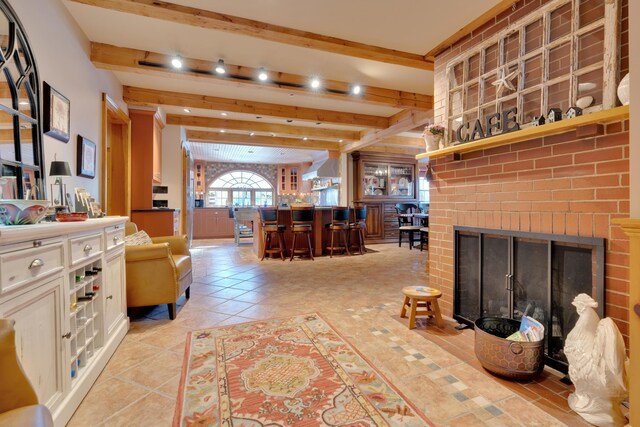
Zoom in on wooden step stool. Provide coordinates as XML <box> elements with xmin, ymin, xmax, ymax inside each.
<box><xmin>400</xmin><ymin>286</ymin><xmax>444</xmax><ymax>329</ymax></box>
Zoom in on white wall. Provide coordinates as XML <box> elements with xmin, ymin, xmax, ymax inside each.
<box><xmin>161</xmin><ymin>124</ymin><xmax>183</xmax><ymax>209</ymax></box>
<box><xmin>8</xmin><ymin>0</ymin><xmax>124</xmax><ymax>206</ymax></box>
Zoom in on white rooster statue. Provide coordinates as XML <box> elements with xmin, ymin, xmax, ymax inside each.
<box><xmin>565</xmin><ymin>293</ymin><xmax>629</xmax><ymax>427</ymax></box>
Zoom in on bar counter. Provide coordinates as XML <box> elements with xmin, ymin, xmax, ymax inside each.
<box><xmin>252</xmin><ymin>207</ymin><xmax>346</xmax><ymax>258</ymax></box>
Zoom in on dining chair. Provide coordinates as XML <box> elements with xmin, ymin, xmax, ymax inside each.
<box><xmin>394</xmin><ymin>203</ymin><xmax>421</xmax><ymax>249</ymax></box>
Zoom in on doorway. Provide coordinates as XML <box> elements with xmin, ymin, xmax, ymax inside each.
<box><xmin>101</xmin><ymin>94</ymin><xmax>131</xmax><ymax>216</ymax></box>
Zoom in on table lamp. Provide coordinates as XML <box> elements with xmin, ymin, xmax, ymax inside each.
<box><xmin>49</xmin><ymin>156</ymin><xmax>71</xmax><ymax>210</ymax></box>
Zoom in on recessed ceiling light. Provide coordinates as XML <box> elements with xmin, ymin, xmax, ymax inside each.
<box><xmin>220</xmin><ymin>129</ymin><xmax>226</xmax><ymax>133</ymax></box>
<box><xmin>286</xmin><ymin>119</ymin><xmax>293</xmax><ymax>123</ymax></box>
<box><xmin>221</xmin><ymin>112</ymin><xmax>228</xmax><ymax>116</ymax></box>
<box><xmin>339</xmin><ymin>139</ymin><xmax>344</xmax><ymax>143</ymax></box>
<box><xmin>351</xmin><ymin>84</ymin><xmax>362</xmax><ymax>95</ymax></box>
<box><xmin>171</xmin><ymin>55</ymin><xmax>183</xmax><ymax>69</ymax></box>
<box><xmin>303</xmin><ymin>137</ymin><xmax>308</xmax><ymax>140</ymax></box>
<box><xmin>256</xmin><ymin>116</ymin><xmax>262</xmax><ymax>119</ymax></box>
<box><xmin>183</xmin><ymin>108</ymin><xmax>191</xmax><ymax>113</ymax></box>
<box><xmin>257</xmin><ymin>67</ymin><xmax>268</xmax><ymax>81</ymax></box>
<box><xmin>215</xmin><ymin>59</ymin><xmax>226</xmax><ymax>74</ymax></box>
<box><xmin>250</xmin><ymin>132</ymin><xmax>255</xmax><ymax>136</ymax></box>
<box><xmin>310</xmin><ymin>77</ymin><xmax>321</xmax><ymax>89</ymax></box>
<box><xmin>271</xmin><ymin>133</ymin><xmax>276</xmax><ymax>137</ymax></box>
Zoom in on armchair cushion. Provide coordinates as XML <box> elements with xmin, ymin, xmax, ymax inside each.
<box><xmin>125</xmin><ymin>243</ymin><xmax>172</xmax><ymax>262</ymax></box>
<box><xmin>151</xmin><ymin>235</ymin><xmax>189</xmax><ymax>256</ymax></box>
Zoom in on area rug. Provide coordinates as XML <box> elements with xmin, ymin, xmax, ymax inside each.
<box><xmin>174</xmin><ymin>313</ymin><xmax>433</xmax><ymax>426</ymax></box>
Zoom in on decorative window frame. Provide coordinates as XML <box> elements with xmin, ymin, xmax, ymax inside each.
<box><xmin>0</xmin><ymin>0</ymin><xmax>44</xmax><ymax>199</ymax></box>
<box><xmin>443</xmin><ymin>0</ymin><xmax>619</xmax><ymax>143</ymax></box>
<box><xmin>206</xmin><ymin>170</ymin><xmax>274</xmax><ymax>207</ymax></box>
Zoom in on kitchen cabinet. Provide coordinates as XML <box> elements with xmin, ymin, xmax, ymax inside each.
<box><xmin>351</xmin><ymin>152</ymin><xmax>418</xmax><ymax>243</ymax></box>
<box><xmin>130</xmin><ymin>209</ymin><xmax>180</xmax><ymax>237</ymax></box>
<box><xmin>130</xmin><ymin>109</ymin><xmax>165</xmax><ymax>209</ymax></box>
<box><xmin>193</xmin><ymin>208</ymin><xmax>237</xmax><ymax>238</ymax></box>
<box><xmin>278</xmin><ymin>163</ymin><xmax>312</xmax><ymax>194</ymax></box>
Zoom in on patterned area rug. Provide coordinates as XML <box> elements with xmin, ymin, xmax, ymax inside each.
<box><xmin>174</xmin><ymin>313</ymin><xmax>433</xmax><ymax>426</ymax></box>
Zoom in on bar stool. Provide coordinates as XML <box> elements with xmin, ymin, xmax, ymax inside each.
<box><xmin>419</xmin><ymin>227</ymin><xmax>429</xmax><ymax>252</ymax></box>
<box><xmin>349</xmin><ymin>205</ymin><xmax>367</xmax><ymax>255</ymax></box>
<box><xmin>259</xmin><ymin>207</ymin><xmax>286</xmax><ymax>261</ymax></box>
<box><xmin>325</xmin><ymin>206</ymin><xmax>351</xmax><ymax>258</ymax></box>
<box><xmin>395</xmin><ymin>203</ymin><xmax>421</xmax><ymax>249</ymax></box>
<box><xmin>400</xmin><ymin>286</ymin><xmax>444</xmax><ymax>329</ymax></box>
<box><xmin>290</xmin><ymin>205</ymin><xmax>314</xmax><ymax>261</ymax></box>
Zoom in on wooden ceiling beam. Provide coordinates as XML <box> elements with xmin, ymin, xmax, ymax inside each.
<box><xmin>361</xmin><ymin>145</ymin><xmax>422</xmax><ymax>156</ymax></box>
<box><xmin>424</xmin><ymin>0</ymin><xmax>516</xmax><ymax>60</ymax></box>
<box><xmin>124</xmin><ymin>86</ymin><xmax>389</xmax><ymax>128</ymax></box>
<box><xmin>167</xmin><ymin>114</ymin><xmax>359</xmax><ymax>142</ymax></box>
<box><xmin>186</xmin><ymin>130</ymin><xmax>339</xmax><ymax>151</ymax></box>
<box><xmin>341</xmin><ymin>109</ymin><xmax>431</xmax><ymax>153</ymax></box>
<box><xmin>70</xmin><ymin>0</ymin><xmax>433</xmax><ymax>70</ymax></box>
<box><xmin>378</xmin><ymin>136</ymin><xmax>424</xmax><ymax>148</ymax></box>
<box><xmin>92</xmin><ymin>43</ymin><xmax>433</xmax><ymax>110</ymax></box>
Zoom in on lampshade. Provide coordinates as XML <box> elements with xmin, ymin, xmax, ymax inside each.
<box><xmin>49</xmin><ymin>160</ymin><xmax>71</xmax><ymax>177</ymax></box>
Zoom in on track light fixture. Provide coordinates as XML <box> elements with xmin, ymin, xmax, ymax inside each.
<box><xmin>215</xmin><ymin>59</ymin><xmax>226</xmax><ymax>74</ymax></box>
<box><xmin>257</xmin><ymin>67</ymin><xmax>268</xmax><ymax>81</ymax></box>
<box><xmin>171</xmin><ymin>55</ymin><xmax>183</xmax><ymax>69</ymax></box>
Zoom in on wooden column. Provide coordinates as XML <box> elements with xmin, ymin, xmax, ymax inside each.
<box><xmin>613</xmin><ymin>218</ymin><xmax>640</xmax><ymax>426</ymax></box>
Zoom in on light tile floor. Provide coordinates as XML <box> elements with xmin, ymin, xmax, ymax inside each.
<box><xmin>68</xmin><ymin>239</ymin><xmax>589</xmax><ymax>426</ymax></box>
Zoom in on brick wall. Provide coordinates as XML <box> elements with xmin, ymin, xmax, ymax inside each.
<box><xmin>429</xmin><ymin>123</ymin><xmax>630</xmax><ymax>343</ymax></box>
<box><xmin>430</xmin><ymin>0</ymin><xmax>631</xmax><ymax>344</ymax></box>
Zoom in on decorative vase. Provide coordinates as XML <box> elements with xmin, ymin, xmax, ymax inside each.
<box><xmin>617</xmin><ymin>73</ymin><xmax>629</xmax><ymax>106</ymax></box>
<box><xmin>424</xmin><ymin>133</ymin><xmax>441</xmax><ymax>152</ymax></box>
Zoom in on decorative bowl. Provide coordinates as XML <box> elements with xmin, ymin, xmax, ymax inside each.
<box><xmin>56</xmin><ymin>212</ymin><xmax>89</xmax><ymax>222</ymax></box>
<box><xmin>0</xmin><ymin>200</ymin><xmax>51</xmax><ymax>225</ymax></box>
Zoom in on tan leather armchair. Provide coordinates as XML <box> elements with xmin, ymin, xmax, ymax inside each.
<box><xmin>125</xmin><ymin>222</ymin><xmax>192</xmax><ymax>319</ymax></box>
<box><xmin>0</xmin><ymin>319</ymin><xmax>54</xmax><ymax>427</ymax></box>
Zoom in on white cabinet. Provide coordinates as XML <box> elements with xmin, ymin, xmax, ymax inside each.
<box><xmin>0</xmin><ymin>275</ymin><xmax>65</xmax><ymax>410</ymax></box>
<box><xmin>104</xmin><ymin>251</ymin><xmax>125</xmax><ymax>336</ymax></box>
<box><xmin>0</xmin><ymin>217</ymin><xmax>129</xmax><ymax>427</ymax></box>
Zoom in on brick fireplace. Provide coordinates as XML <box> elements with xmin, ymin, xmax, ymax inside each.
<box><xmin>428</xmin><ymin>124</ymin><xmax>630</xmax><ymax>345</ymax></box>
<box><xmin>428</xmin><ymin>0</ymin><xmax>631</xmax><ymax>345</ymax></box>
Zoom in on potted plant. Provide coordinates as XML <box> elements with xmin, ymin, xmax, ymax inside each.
<box><xmin>422</xmin><ymin>124</ymin><xmax>446</xmax><ymax>152</ymax></box>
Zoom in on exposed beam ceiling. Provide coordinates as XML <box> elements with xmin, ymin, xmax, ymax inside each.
<box><xmin>186</xmin><ymin>130</ymin><xmax>340</xmax><ymax>151</ymax></box>
<box><xmin>377</xmin><ymin>136</ymin><xmax>424</xmax><ymax>148</ymax></box>
<box><xmin>167</xmin><ymin>115</ymin><xmax>359</xmax><ymax>142</ymax></box>
<box><xmin>360</xmin><ymin>145</ymin><xmax>422</xmax><ymax>156</ymax></box>
<box><xmin>123</xmin><ymin>86</ymin><xmax>390</xmax><ymax>128</ymax></box>
<box><xmin>70</xmin><ymin>0</ymin><xmax>434</xmax><ymax>70</ymax></box>
<box><xmin>92</xmin><ymin>43</ymin><xmax>433</xmax><ymax>110</ymax></box>
<box><xmin>342</xmin><ymin>109</ymin><xmax>431</xmax><ymax>153</ymax></box>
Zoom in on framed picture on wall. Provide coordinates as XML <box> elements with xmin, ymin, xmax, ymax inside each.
<box><xmin>43</xmin><ymin>82</ymin><xmax>70</xmax><ymax>142</ymax></box>
<box><xmin>77</xmin><ymin>135</ymin><xmax>96</xmax><ymax>178</ymax></box>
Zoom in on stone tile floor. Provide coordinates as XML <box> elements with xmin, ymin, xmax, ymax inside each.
<box><xmin>68</xmin><ymin>239</ymin><xmax>590</xmax><ymax>426</ymax></box>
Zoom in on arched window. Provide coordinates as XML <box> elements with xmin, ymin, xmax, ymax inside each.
<box><xmin>207</xmin><ymin>170</ymin><xmax>273</xmax><ymax>207</ymax></box>
<box><xmin>0</xmin><ymin>1</ymin><xmax>43</xmax><ymax>199</ymax></box>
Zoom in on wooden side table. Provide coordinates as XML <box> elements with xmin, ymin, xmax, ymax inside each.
<box><xmin>400</xmin><ymin>286</ymin><xmax>444</xmax><ymax>329</ymax></box>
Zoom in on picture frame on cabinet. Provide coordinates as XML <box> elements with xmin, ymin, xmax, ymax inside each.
<box><xmin>43</xmin><ymin>82</ymin><xmax>70</xmax><ymax>142</ymax></box>
<box><xmin>77</xmin><ymin>135</ymin><xmax>96</xmax><ymax>178</ymax></box>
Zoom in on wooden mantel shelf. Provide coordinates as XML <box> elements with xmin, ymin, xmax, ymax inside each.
<box><xmin>416</xmin><ymin>105</ymin><xmax>629</xmax><ymax>160</ymax></box>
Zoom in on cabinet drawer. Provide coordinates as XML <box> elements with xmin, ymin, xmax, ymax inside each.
<box><xmin>69</xmin><ymin>233</ymin><xmax>103</xmax><ymax>265</ymax></box>
<box><xmin>105</xmin><ymin>227</ymin><xmax>125</xmax><ymax>251</ymax></box>
<box><xmin>0</xmin><ymin>243</ymin><xmax>64</xmax><ymax>295</ymax></box>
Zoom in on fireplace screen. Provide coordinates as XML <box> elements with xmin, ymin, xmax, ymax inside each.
<box><xmin>454</xmin><ymin>227</ymin><xmax>604</xmax><ymax>372</ymax></box>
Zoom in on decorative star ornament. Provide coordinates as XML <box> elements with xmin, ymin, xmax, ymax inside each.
<box><xmin>492</xmin><ymin>65</ymin><xmax>518</xmax><ymax>95</ymax></box>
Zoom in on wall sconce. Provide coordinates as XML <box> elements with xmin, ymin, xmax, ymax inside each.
<box><xmin>425</xmin><ymin>163</ymin><xmax>434</xmax><ymax>182</ymax></box>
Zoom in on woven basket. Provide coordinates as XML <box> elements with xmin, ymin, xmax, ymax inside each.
<box><xmin>474</xmin><ymin>317</ymin><xmax>545</xmax><ymax>380</ymax></box>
